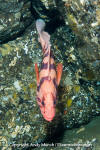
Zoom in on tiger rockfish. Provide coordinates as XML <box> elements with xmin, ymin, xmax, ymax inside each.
<box><xmin>35</xmin><ymin>19</ymin><xmax>63</xmax><ymax>122</ymax></box>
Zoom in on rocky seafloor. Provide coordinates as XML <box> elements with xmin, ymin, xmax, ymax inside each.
<box><xmin>0</xmin><ymin>0</ymin><xmax>100</xmax><ymax>150</ymax></box>
<box><xmin>34</xmin><ymin>116</ymin><xmax>100</xmax><ymax>150</ymax></box>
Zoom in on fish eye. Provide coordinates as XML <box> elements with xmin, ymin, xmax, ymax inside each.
<box><xmin>42</xmin><ymin>100</ymin><xmax>45</xmax><ymax>106</ymax></box>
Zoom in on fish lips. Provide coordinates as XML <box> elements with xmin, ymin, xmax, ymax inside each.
<box><xmin>43</xmin><ymin>112</ymin><xmax>55</xmax><ymax>122</ymax></box>
<box><xmin>44</xmin><ymin>116</ymin><xmax>54</xmax><ymax>122</ymax></box>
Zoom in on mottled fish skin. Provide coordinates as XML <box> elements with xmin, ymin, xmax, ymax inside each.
<box><xmin>41</xmin><ymin>62</ymin><xmax>48</xmax><ymax>70</ymax></box>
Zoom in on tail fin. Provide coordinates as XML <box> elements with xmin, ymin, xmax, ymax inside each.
<box><xmin>36</xmin><ymin>19</ymin><xmax>51</xmax><ymax>53</ymax></box>
<box><xmin>36</xmin><ymin>19</ymin><xmax>45</xmax><ymax>34</ymax></box>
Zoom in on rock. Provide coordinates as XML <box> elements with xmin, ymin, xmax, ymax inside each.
<box><xmin>0</xmin><ymin>23</ymin><xmax>45</xmax><ymax>149</ymax></box>
<box><xmin>31</xmin><ymin>0</ymin><xmax>65</xmax><ymax>34</ymax></box>
<box><xmin>63</xmin><ymin>0</ymin><xmax>100</xmax><ymax>81</ymax></box>
<box><xmin>0</xmin><ymin>0</ymin><xmax>33</xmax><ymax>44</ymax></box>
<box><xmin>0</xmin><ymin>0</ymin><xmax>100</xmax><ymax>147</ymax></box>
<box><xmin>51</xmin><ymin>24</ymin><xmax>100</xmax><ymax>128</ymax></box>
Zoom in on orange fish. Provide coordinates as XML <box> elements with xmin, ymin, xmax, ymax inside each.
<box><xmin>35</xmin><ymin>19</ymin><xmax>63</xmax><ymax>122</ymax></box>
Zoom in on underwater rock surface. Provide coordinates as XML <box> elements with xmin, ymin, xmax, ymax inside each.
<box><xmin>0</xmin><ymin>0</ymin><xmax>100</xmax><ymax>149</ymax></box>
<box><xmin>37</xmin><ymin>116</ymin><xmax>100</xmax><ymax>150</ymax></box>
<box><xmin>63</xmin><ymin>0</ymin><xmax>100</xmax><ymax>81</ymax></box>
<box><xmin>0</xmin><ymin>0</ymin><xmax>33</xmax><ymax>44</ymax></box>
<box><xmin>0</xmin><ymin>23</ymin><xmax>47</xmax><ymax>149</ymax></box>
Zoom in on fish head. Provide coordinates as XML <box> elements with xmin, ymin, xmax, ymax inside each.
<box><xmin>40</xmin><ymin>93</ymin><xmax>56</xmax><ymax>122</ymax></box>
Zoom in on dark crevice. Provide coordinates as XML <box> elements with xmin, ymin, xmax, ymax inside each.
<box><xmin>31</xmin><ymin>1</ymin><xmax>65</xmax><ymax>34</ymax></box>
<box><xmin>1</xmin><ymin>1</ymin><xmax>65</xmax><ymax>44</ymax></box>
<box><xmin>45</xmin><ymin>9</ymin><xmax>65</xmax><ymax>34</ymax></box>
<box><xmin>0</xmin><ymin>29</ymin><xmax>25</xmax><ymax>44</ymax></box>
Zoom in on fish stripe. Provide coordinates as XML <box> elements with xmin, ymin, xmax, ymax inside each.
<box><xmin>50</xmin><ymin>64</ymin><xmax>56</xmax><ymax>70</ymax></box>
<box><xmin>44</xmin><ymin>51</ymin><xmax>54</xmax><ymax>60</ymax></box>
<box><xmin>37</xmin><ymin>78</ymin><xmax>44</xmax><ymax>91</ymax></box>
<box><xmin>41</xmin><ymin>62</ymin><xmax>48</xmax><ymax>70</ymax></box>
<box><xmin>53</xmin><ymin>78</ymin><xmax>57</xmax><ymax>89</ymax></box>
<box><xmin>44</xmin><ymin>51</ymin><xmax>49</xmax><ymax>58</ymax></box>
<box><xmin>37</xmin><ymin>76</ymin><xmax>49</xmax><ymax>91</ymax></box>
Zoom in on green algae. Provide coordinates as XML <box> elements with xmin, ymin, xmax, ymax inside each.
<box><xmin>67</xmin><ymin>13</ymin><xmax>78</xmax><ymax>33</ymax></box>
<box><xmin>73</xmin><ymin>85</ymin><xmax>80</xmax><ymax>94</ymax></box>
<box><xmin>0</xmin><ymin>43</ymin><xmax>14</xmax><ymax>56</ymax></box>
<box><xmin>67</xmin><ymin>98</ymin><xmax>72</xmax><ymax>108</ymax></box>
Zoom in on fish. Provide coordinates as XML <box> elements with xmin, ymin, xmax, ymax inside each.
<box><xmin>35</xmin><ymin>19</ymin><xmax>63</xmax><ymax>122</ymax></box>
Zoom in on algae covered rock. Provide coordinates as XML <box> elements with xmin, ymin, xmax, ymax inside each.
<box><xmin>0</xmin><ymin>0</ymin><xmax>100</xmax><ymax>149</ymax></box>
<box><xmin>51</xmin><ymin>24</ymin><xmax>100</xmax><ymax>128</ymax></box>
<box><xmin>0</xmin><ymin>23</ymin><xmax>47</xmax><ymax>149</ymax></box>
<box><xmin>0</xmin><ymin>0</ymin><xmax>33</xmax><ymax>44</ymax></box>
<box><xmin>63</xmin><ymin>0</ymin><xmax>100</xmax><ymax>81</ymax></box>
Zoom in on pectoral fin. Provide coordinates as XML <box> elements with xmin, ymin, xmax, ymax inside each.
<box><xmin>35</xmin><ymin>63</ymin><xmax>39</xmax><ymax>85</ymax></box>
<box><xmin>56</xmin><ymin>63</ymin><xmax>63</xmax><ymax>85</ymax></box>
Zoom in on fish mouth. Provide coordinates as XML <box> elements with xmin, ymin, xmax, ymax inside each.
<box><xmin>45</xmin><ymin>118</ymin><xmax>53</xmax><ymax>122</ymax></box>
<box><xmin>44</xmin><ymin>116</ymin><xmax>54</xmax><ymax>122</ymax></box>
